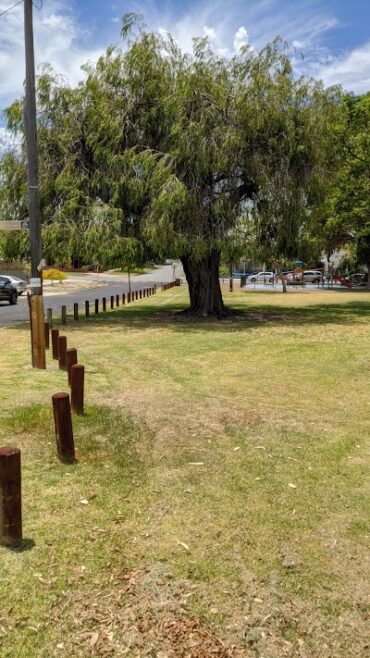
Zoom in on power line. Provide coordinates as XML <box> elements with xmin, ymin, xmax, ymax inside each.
<box><xmin>0</xmin><ymin>0</ymin><xmax>23</xmax><ymax>19</ymax></box>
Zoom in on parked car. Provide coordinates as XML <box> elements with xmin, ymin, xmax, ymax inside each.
<box><xmin>247</xmin><ymin>271</ymin><xmax>275</xmax><ymax>283</ymax></box>
<box><xmin>1</xmin><ymin>275</ymin><xmax>28</xmax><ymax>295</ymax></box>
<box><xmin>0</xmin><ymin>276</ymin><xmax>18</xmax><ymax>304</ymax></box>
<box><xmin>302</xmin><ymin>270</ymin><xmax>323</xmax><ymax>283</ymax></box>
<box><xmin>349</xmin><ymin>273</ymin><xmax>368</xmax><ymax>286</ymax></box>
<box><xmin>164</xmin><ymin>259</ymin><xmax>173</xmax><ymax>265</ymax></box>
<box><xmin>286</xmin><ymin>270</ymin><xmax>322</xmax><ymax>284</ymax></box>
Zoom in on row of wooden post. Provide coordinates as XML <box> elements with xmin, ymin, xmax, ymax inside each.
<box><xmin>57</xmin><ymin>286</ymin><xmax>157</xmax><ymax>325</ymax></box>
<box><xmin>0</xmin><ymin>282</ymin><xmax>171</xmax><ymax>547</ymax></box>
<box><xmin>161</xmin><ymin>281</ymin><xmax>176</xmax><ymax>291</ymax></box>
<box><xmin>0</xmin><ymin>322</ymin><xmax>85</xmax><ymax>546</ymax></box>
<box><xmin>49</xmin><ymin>325</ymin><xmax>84</xmax><ymax>466</ymax></box>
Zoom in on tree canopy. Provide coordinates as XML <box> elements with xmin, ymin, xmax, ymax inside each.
<box><xmin>0</xmin><ymin>16</ymin><xmax>347</xmax><ymax>313</ymax></box>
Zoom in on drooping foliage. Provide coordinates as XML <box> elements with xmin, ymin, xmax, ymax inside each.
<box><xmin>0</xmin><ymin>17</ymin><xmax>343</xmax><ymax>313</ymax></box>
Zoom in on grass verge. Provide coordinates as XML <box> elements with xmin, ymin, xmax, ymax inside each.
<box><xmin>0</xmin><ymin>286</ymin><xmax>369</xmax><ymax>657</ymax></box>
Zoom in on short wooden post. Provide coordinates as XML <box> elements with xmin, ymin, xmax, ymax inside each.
<box><xmin>66</xmin><ymin>348</ymin><xmax>77</xmax><ymax>385</ymax></box>
<box><xmin>95</xmin><ymin>299</ymin><xmax>99</xmax><ymax>315</ymax></box>
<box><xmin>110</xmin><ymin>295</ymin><xmax>114</xmax><ymax>309</ymax></box>
<box><xmin>51</xmin><ymin>328</ymin><xmax>59</xmax><ymax>360</ymax></box>
<box><xmin>116</xmin><ymin>294</ymin><xmax>120</xmax><ymax>307</ymax></box>
<box><xmin>0</xmin><ymin>447</ymin><xmax>22</xmax><ymax>547</ymax></box>
<box><xmin>127</xmin><ymin>292</ymin><xmax>130</xmax><ymax>303</ymax></box>
<box><xmin>143</xmin><ymin>289</ymin><xmax>146</xmax><ymax>298</ymax></box>
<box><xmin>102</xmin><ymin>297</ymin><xmax>106</xmax><ymax>312</ymax></box>
<box><xmin>71</xmin><ymin>364</ymin><xmax>84</xmax><ymax>415</ymax></box>
<box><xmin>73</xmin><ymin>303</ymin><xmax>79</xmax><ymax>321</ymax></box>
<box><xmin>122</xmin><ymin>293</ymin><xmax>125</xmax><ymax>305</ymax></box>
<box><xmin>52</xmin><ymin>393</ymin><xmax>75</xmax><ymax>463</ymax></box>
<box><xmin>139</xmin><ymin>290</ymin><xmax>142</xmax><ymax>299</ymax></box>
<box><xmin>61</xmin><ymin>305</ymin><xmax>67</xmax><ymax>325</ymax></box>
<box><xmin>85</xmin><ymin>300</ymin><xmax>90</xmax><ymax>318</ymax></box>
<box><xmin>44</xmin><ymin>321</ymin><xmax>50</xmax><ymax>349</ymax></box>
<box><xmin>58</xmin><ymin>335</ymin><xmax>67</xmax><ymax>370</ymax></box>
<box><xmin>47</xmin><ymin>307</ymin><xmax>53</xmax><ymax>327</ymax></box>
<box><xmin>135</xmin><ymin>290</ymin><xmax>138</xmax><ymax>300</ymax></box>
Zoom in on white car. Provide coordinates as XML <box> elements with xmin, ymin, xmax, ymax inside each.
<box><xmin>302</xmin><ymin>270</ymin><xmax>323</xmax><ymax>283</ymax></box>
<box><xmin>1</xmin><ymin>275</ymin><xmax>28</xmax><ymax>295</ymax></box>
<box><xmin>247</xmin><ymin>271</ymin><xmax>275</xmax><ymax>283</ymax></box>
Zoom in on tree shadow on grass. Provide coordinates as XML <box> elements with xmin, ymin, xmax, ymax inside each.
<box><xmin>10</xmin><ymin>297</ymin><xmax>370</xmax><ymax>334</ymax></box>
<box><xmin>38</xmin><ymin>298</ymin><xmax>370</xmax><ymax>334</ymax></box>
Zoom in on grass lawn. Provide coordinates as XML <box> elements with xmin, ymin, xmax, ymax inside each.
<box><xmin>0</xmin><ymin>286</ymin><xmax>369</xmax><ymax>657</ymax></box>
<box><xmin>107</xmin><ymin>266</ymin><xmax>151</xmax><ymax>276</ymax></box>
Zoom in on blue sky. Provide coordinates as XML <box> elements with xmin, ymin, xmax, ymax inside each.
<box><xmin>1</xmin><ymin>0</ymin><xmax>370</xmax><ymax>148</ymax></box>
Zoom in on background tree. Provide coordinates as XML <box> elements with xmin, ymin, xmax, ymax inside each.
<box><xmin>334</xmin><ymin>94</ymin><xmax>370</xmax><ymax>288</ymax></box>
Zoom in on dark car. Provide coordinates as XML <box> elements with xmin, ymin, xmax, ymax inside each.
<box><xmin>0</xmin><ymin>276</ymin><xmax>18</xmax><ymax>305</ymax></box>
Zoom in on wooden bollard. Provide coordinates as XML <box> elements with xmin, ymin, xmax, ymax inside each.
<box><xmin>122</xmin><ymin>293</ymin><xmax>125</xmax><ymax>305</ymax></box>
<box><xmin>135</xmin><ymin>290</ymin><xmax>138</xmax><ymax>300</ymax></box>
<box><xmin>102</xmin><ymin>297</ymin><xmax>106</xmax><ymax>312</ymax></box>
<box><xmin>47</xmin><ymin>307</ymin><xmax>53</xmax><ymax>327</ymax></box>
<box><xmin>95</xmin><ymin>299</ymin><xmax>99</xmax><ymax>315</ymax></box>
<box><xmin>58</xmin><ymin>336</ymin><xmax>67</xmax><ymax>370</ymax></box>
<box><xmin>51</xmin><ymin>328</ymin><xmax>59</xmax><ymax>360</ymax></box>
<box><xmin>110</xmin><ymin>295</ymin><xmax>114</xmax><ymax>309</ymax></box>
<box><xmin>143</xmin><ymin>289</ymin><xmax>146</xmax><ymax>298</ymax></box>
<box><xmin>66</xmin><ymin>348</ymin><xmax>77</xmax><ymax>385</ymax></box>
<box><xmin>71</xmin><ymin>364</ymin><xmax>84</xmax><ymax>415</ymax></box>
<box><xmin>139</xmin><ymin>290</ymin><xmax>142</xmax><ymax>299</ymax></box>
<box><xmin>74</xmin><ymin>303</ymin><xmax>79</xmax><ymax>321</ymax></box>
<box><xmin>61</xmin><ymin>305</ymin><xmax>67</xmax><ymax>324</ymax></box>
<box><xmin>116</xmin><ymin>294</ymin><xmax>120</xmax><ymax>307</ymax></box>
<box><xmin>52</xmin><ymin>393</ymin><xmax>75</xmax><ymax>463</ymax></box>
<box><xmin>127</xmin><ymin>292</ymin><xmax>130</xmax><ymax>303</ymax></box>
<box><xmin>85</xmin><ymin>300</ymin><xmax>90</xmax><ymax>318</ymax></box>
<box><xmin>0</xmin><ymin>447</ymin><xmax>22</xmax><ymax>547</ymax></box>
<box><xmin>44</xmin><ymin>321</ymin><xmax>50</xmax><ymax>349</ymax></box>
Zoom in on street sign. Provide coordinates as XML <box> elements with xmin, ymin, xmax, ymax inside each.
<box><xmin>0</xmin><ymin>221</ymin><xmax>29</xmax><ymax>231</ymax></box>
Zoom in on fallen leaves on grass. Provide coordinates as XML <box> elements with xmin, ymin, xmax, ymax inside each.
<box><xmin>48</xmin><ymin>565</ymin><xmax>246</xmax><ymax>657</ymax></box>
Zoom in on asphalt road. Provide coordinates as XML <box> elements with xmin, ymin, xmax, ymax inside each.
<box><xmin>0</xmin><ymin>265</ymin><xmax>180</xmax><ymax>328</ymax></box>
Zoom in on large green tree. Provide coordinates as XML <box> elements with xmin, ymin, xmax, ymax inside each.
<box><xmin>0</xmin><ymin>17</ymin><xmax>342</xmax><ymax>314</ymax></box>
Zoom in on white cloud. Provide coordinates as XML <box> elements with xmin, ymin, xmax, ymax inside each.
<box><xmin>233</xmin><ymin>26</ymin><xmax>249</xmax><ymax>52</ymax></box>
<box><xmin>203</xmin><ymin>25</ymin><xmax>216</xmax><ymax>42</ymax></box>
<box><xmin>0</xmin><ymin>0</ymin><xmax>104</xmax><ymax>114</ymax></box>
<box><xmin>314</xmin><ymin>41</ymin><xmax>370</xmax><ymax>93</ymax></box>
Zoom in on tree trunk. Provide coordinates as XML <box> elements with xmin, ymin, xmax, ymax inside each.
<box><xmin>229</xmin><ymin>263</ymin><xmax>234</xmax><ymax>292</ymax></box>
<box><xmin>181</xmin><ymin>250</ymin><xmax>229</xmax><ymax>318</ymax></box>
<box><xmin>367</xmin><ymin>264</ymin><xmax>370</xmax><ymax>290</ymax></box>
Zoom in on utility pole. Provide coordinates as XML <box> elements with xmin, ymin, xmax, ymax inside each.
<box><xmin>24</xmin><ymin>0</ymin><xmax>45</xmax><ymax>368</ymax></box>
